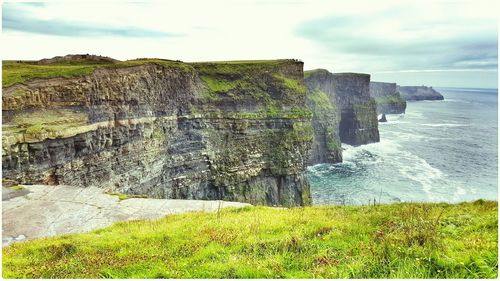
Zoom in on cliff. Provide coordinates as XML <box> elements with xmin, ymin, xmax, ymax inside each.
<box><xmin>2</xmin><ymin>56</ymin><xmax>313</xmax><ymax>206</ymax></box>
<box><xmin>304</xmin><ymin>70</ymin><xmax>342</xmax><ymax>165</ymax></box>
<box><xmin>305</xmin><ymin>69</ymin><xmax>379</xmax><ymax>154</ymax></box>
<box><xmin>398</xmin><ymin>85</ymin><xmax>444</xmax><ymax>101</ymax></box>
<box><xmin>369</xmin><ymin>82</ymin><xmax>406</xmax><ymax>114</ymax></box>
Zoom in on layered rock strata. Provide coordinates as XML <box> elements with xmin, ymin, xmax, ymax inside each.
<box><xmin>304</xmin><ymin>70</ymin><xmax>342</xmax><ymax>165</ymax></box>
<box><xmin>305</xmin><ymin>69</ymin><xmax>379</xmax><ymax>157</ymax></box>
<box><xmin>369</xmin><ymin>81</ymin><xmax>407</xmax><ymax>114</ymax></box>
<box><xmin>2</xmin><ymin>58</ymin><xmax>313</xmax><ymax>206</ymax></box>
<box><xmin>398</xmin><ymin>85</ymin><xmax>444</xmax><ymax>101</ymax></box>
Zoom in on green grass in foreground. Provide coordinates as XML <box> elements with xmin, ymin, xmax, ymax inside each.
<box><xmin>2</xmin><ymin>200</ymin><xmax>497</xmax><ymax>278</ymax></box>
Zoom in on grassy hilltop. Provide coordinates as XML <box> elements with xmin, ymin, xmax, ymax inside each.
<box><xmin>2</xmin><ymin>200</ymin><xmax>497</xmax><ymax>278</ymax></box>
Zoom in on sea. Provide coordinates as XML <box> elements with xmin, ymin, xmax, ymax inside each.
<box><xmin>308</xmin><ymin>87</ymin><xmax>498</xmax><ymax>205</ymax></box>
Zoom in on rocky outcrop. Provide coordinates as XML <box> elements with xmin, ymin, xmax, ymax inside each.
<box><xmin>2</xmin><ymin>58</ymin><xmax>312</xmax><ymax>206</ymax></box>
<box><xmin>36</xmin><ymin>54</ymin><xmax>118</xmax><ymax>65</ymax></box>
<box><xmin>369</xmin><ymin>82</ymin><xmax>406</xmax><ymax>114</ymax></box>
<box><xmin>398</xmin><ymin>86</ymin><xmax>444</xmax><ymax>101</ymax></box>
<box><xmin>304</xmin><ymin>69</ymin><xmax>379</xmax><ymax>162</ymax></box>
<box><xmin>378</xmin><ymin>114</ymin><xmax>387</xmax><ymax>122</ymax></box>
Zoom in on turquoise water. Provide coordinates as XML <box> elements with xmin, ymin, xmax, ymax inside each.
<box><xmin>308</xmin><ymin>87</ymin><xmax>498</xmax><ymax>205</ymax></box>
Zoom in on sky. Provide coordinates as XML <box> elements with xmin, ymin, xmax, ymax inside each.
<box><xmin>1</xmin><ymin>0</ymin><xmax>498</xmax><ymax>88</ymax></box>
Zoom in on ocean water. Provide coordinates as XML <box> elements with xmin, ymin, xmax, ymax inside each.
<box><xmin>308</xmin><ymin>87</ymin><xmax>498</xmax><ymax>205</ymax></box>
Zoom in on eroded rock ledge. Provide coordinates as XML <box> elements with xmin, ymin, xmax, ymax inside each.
<box><xmin>2</xmin><ymin>58</ymin><xmax>312</xmax><ymax>206</ymax></box>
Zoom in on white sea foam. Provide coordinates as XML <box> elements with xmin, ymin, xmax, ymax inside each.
<box><xmin>421</xmin><ymin>123</ymin><xmax>468</xmax><ymax>127</ymax></box>
<box><xmin>397</xmin><ymin>150</ymin><xmax>445</xmax><ymax>199</ymax></box>
<box><xmin>405</xmin><ymin>111</ymin><xmax>423</xmax><ymax>118</ymax></box>
<box><xmin>445</xmin><ymin>99</ymin><xmax>472</xmax><ymax>104</ymax></box>
<box><xmin>342</xmin><ymin>137</ymin><xmax>445</xmax><ymax>200</ymax></box>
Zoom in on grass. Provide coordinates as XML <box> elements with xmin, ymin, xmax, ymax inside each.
<box><xmin>2</xmin><ymin>200</ymin><xmax>497</xmax><ymax>278</ymax></box>
<box><xmin>304</xmin><ymin>68</ymin><xmax>330</xmax><ymax>79</ymax></box>
<box><xmin>2</xmin><ymin>62</ymin><xmax>98</xmax><ymax>87</ymax></box>
<box><xmin>190</xmin><ymin>60</ymin><xmax>304</xmax><ymax>104</ymax></box>
<box><xmin>106</xmin><ymin>192</ymin><xmax>148</xmax><ymax>201</ymax></box>
<box><xmin>2</xmin><ymin>59</ymin><xmax>194</xmax><ymax>88</ymax></box>
<box><xmin>307</xmin><ymin>89</ymin><xmax>334</xmax><ymax>111</ymax></box>
<box><xmin>6</xmin><ymin>185</ymin><xmax>25</xmax><ymax>191</ymax></box>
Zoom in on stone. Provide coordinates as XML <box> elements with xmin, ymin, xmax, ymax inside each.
<box><xmin>305</xmin><ymin>69</ymin><xmax>380</xmax><ymax>152</ymax></box>
<box><xmin>2</xmin><ymin>58</ymin><xmax>312</xmax><ymax>207</ymax></box>
<box><xmin>14</xmin><ymin>234</ymin><xmax>26</xmax><ymax>241</ymax></box>
<box><xmin>379</xmin><ymin>114</ymin><xmax>387</xmax><ymax>122</ymax></box>
<box><xmin>369</xmin><ymin>81</ymin><xmax>406</xmax><ymax>114</ymax></box>
<box><xmin>2</xmin><ymin>185</ymin><xmax>250</xmax><ymax>246</ymax></box>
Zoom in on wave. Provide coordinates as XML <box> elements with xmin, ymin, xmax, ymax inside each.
<box><xmin>443</xmin><ymin>99</ymin><xmax>472</xmax><ymax>104</ymax></box>
<box><xmin>397</xmin><ymin>150</ymin><xmax>445</xmax><ymax>199</ymax></box>
<box><xmin>421</xmin><ymin>123</ymin><xmax>468</xmax><ymax>127</ymax></box>
<box><xmin>340</xmin><ymin>138</ymin><xmax>445</xmax><ymax>200</ymax></box>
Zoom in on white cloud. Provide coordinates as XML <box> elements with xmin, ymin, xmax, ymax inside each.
<box><xmin>1</xmin><ymin>0</ymin><xmax>498</xmax><ymax>87</ymax></box>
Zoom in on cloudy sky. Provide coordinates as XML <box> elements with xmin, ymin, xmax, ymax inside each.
<box><xmin>2</xmin><ymin>0</ymin><xmax>498</xmax><ymax>88</ymax></box>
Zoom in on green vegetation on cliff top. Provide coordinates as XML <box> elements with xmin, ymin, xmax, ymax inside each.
<box><xmin>2</xmin><ymin>59</ymin><xmax>193</xmax><ymax>88</ymax></box>
<box><xmin>2</xmin><ymin>59</ymin><xmax>300</xmax><ymax>88</ymax></box>
<box><xmin>191</xmin><ymin>60</ymin><xmax>305</xmax><ymax>103</ymax></box>
<box><xmin>304</xmin><ymin>68</ymin><xmax>331</xmax><ymax>79</ymax></box>
<box><xmin>3</xmin><ymin>201</ymin><xmax>497</xmax><ymax>278</ymax></box>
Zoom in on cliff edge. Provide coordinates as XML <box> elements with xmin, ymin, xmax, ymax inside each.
<box><xmin>2</xmin><ymin>56</ymin><xmax>313</xmax><ymax>206</ymax></box>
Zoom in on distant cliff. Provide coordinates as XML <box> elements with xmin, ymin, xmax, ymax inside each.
<box><xmin>398</xmin><ymin>86</ymin><xmax>444</xmax><ymax>101</ymax></box>
<box><xmin>331</xmin><ymin>73</ymin><xmax>380</xmax><ymax>146</ymax></box>
<box><xmin>304</xmin><ymin>69</ymin><xmax>379</xmax><ymax>165</ymax></box>
<box><xmin>304</xmin><ymin>69</ymin><xmax>342</xmax><ymax>165</ymax></box>
<box><xmin>2</xmin><ymin>56</ymin><xmax>313</xmax><ymax>206</ymax></box>
<box><xmin>369</xmin><ymin>82</ymin><xmax>406</xmax><ymax>114</ymax></box>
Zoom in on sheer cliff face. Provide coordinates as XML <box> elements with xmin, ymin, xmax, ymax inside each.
<box><xmin>369</xmin><ymin>82</ymin><xmax>407</xmax><ymax>114</ymax></box>
<box><xmin>333</xmin><ymin>73</ymin><xmax>379</xmax><ymax>146</ymax></box>
<box><xmin>304</xmin><ymin>70</ymin><xmax>342</xmax><ymax>165</ymax></box>
<box><xmin>2</xmin><ymin>59</ymin><xmax>312</xmax><ymax>206</ymax></box>
<box><xmin>398</xmin><ymin>86</ymin><xmax>444</xmax><ymax>101</ymax></box>
<box><xmin>305</xmin><ymin>70</ymin><xmax>379</xmax><ymax>154</ymax></box>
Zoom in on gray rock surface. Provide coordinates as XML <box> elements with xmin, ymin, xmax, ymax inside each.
<box><xmin>378</xmin><ymin>114</ymin><xmax>387</xmax><ymax>122</ymax></box>
<box><xmin>2</xmin><ymin>185</ymin><xmax>250</xmax><ymax>247</ymax></box>
<box><xmin>369</xmin><ymin>82</ymin><xmax>406</xmax><ymax>114</ymax></box>
<box><xmin>2</xmin><ymin>59</ymin><xmax>312</xmax><ymax>207</ymax></box>
<box><xmin>304</xmin><ymin>70</ymin><xmax>342</xmax><ymax>165</ymax></box>
<box><xmin>305</xmin><ymin>69</ymin><xmax>379</xmax><ymax>152</ymax></box>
